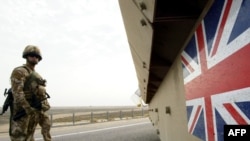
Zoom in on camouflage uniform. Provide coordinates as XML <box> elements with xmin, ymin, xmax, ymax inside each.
<box><xmin>29</xmin><ymin>71</ymin><xmax>51</xmax><ymax>141</ymax></box>
<box><xmin>9</xmin><ymin>45</ymin><xmax>51</xmax><ymax>141</ymax></box>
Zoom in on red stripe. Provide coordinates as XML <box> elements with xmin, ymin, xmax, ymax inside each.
<box><xmin>196</xmin><ymin>23</ymin><xmax>208</xmax><ymax>73</ymax></box>
<box><xmin>205</xmin><ymin>97</ymin><xmax>215</xmax><ymax>141</ymax></box>
<box><xmin>181</xmin><ymin>56</ymin><xmax>195</xmax><ymax>73</ymax></box>
<box><xmin>223</xmin><ymin>103</ymin><xmax>248</xmax><ymax>124</ymax></box>
<box><xmin>211</xmin><ymin>0</ymin><xmax>233</xmax><ymax>56</ymax></box>
<box><xmin>186</xmin><ymin>43</ymin><xmax>250</xmax><ymax>100</ymax></box>
<box><xmin>189</xmin><ymin>105</ymin><xmax>202</xmax><ymax>133</ymax></box>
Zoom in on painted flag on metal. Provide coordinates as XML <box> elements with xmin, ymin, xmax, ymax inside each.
<box><xmin>181</xmin><ymin>0</ymin><xmax>250</xmax><ymax>141</ymax></box>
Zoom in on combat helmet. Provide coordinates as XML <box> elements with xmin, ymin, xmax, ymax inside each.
<box><xmin>22</xmin><ymin>45</ymin><xmax>42</xmax><ymax>61</ymax></box>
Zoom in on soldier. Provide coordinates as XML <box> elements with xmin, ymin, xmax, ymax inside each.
<box><xmin>9</xmin><ymin>45</ymin><xmax>51</xmax><ymax>141</ymax></box>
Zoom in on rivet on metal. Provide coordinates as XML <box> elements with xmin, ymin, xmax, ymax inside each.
<box><xmin>139</xmin><ymin>2</ymin><xmax>147</xmax><ymax>10</ymax></box>
<box><xmin>140</xmin><ymin>19</ymin><xmax>147</xmax><ymax>26</ymax></box>
<box><xmin>166</xmin><ymin>106</ymin><xmax>171</xmax><ymax>114</ymax></box>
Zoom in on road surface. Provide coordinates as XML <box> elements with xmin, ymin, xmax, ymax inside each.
<box><xmin>0</xmin><ymin>118</ymin><xmax>160</xmax><ymax>141</ymax></box>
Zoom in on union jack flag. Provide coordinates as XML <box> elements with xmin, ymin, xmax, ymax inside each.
<box><xmin>181</xmin><ymin>0</ymin><xmax>250</xmax><ymax>141</ymax></box>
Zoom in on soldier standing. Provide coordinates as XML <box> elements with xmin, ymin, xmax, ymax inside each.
<box><xmin>9</xmin><ymin>45</ymin><xmax>51</xmax><ymax>141</ymax></box>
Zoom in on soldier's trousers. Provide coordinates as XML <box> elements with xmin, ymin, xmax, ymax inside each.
<box><xmin>10</xmin><ymin>113</ymin><xmax>38</xmax><ymax>141</ymax></box>
<box><xmin>9</xmin><ymin>112</ymin><xmax>51</xmax><ymax>141</ymax></box>
<box><xmin>38</xmin><ymin>112</ymin><xmax>52</xmax><ymax>141</ymax></box>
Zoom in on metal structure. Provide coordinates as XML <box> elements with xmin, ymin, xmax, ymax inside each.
<box><xmin>119</xmin><ymin>0</ymin><xmax>250</xmax><ymax>141</ymax></box>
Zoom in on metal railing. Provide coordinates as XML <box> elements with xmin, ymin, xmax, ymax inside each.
<box><xmin>50</xmin><ymin>108</ymin><xmax>148</xmax><ymax>127</ymax></box>
<box><xmin>0</xmin><ymin>107</ymin><xmax>148</xmax><ymax>133</ymax></box>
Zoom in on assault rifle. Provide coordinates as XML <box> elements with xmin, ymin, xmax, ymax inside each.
<box><xmin>13</xmin><ymin>92</ymin><xmax>50</xmax><ymax>121</ymax></box>
<box><xmin>0</xmin><ymin>88</ymin><xmax>13</xmax><ymax>115</ymax></box>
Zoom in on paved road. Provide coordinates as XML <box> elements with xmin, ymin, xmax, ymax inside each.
<box><xmin>0</xmin><ymin>118</ymin><xmax>160</xmax><ymax>141</ymax></box>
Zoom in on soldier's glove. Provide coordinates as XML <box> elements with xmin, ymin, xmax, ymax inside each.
<box><xmin>42</xmin><ymin>104</ymin><xmax>50</xmax><ymax>111</ymax></box>
<box><xmin>41</xmin><ymin>100</ymin><xmax>50</xmax><ymax>111</ymax></box>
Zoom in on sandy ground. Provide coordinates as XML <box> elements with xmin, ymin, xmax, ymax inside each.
<box><xmin>0</xmin><ymin>124</ymin><xmax>8</xmax><ymax>133</ymax></box>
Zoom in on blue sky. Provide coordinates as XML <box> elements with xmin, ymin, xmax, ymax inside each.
<box><xmin>0</xmin><ymin>0</ymin><xmax>139</xmax><ymax>106</ymax></box>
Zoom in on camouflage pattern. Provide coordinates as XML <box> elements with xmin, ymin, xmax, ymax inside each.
<box><xmin>22</xmin><ymin>45</ymin><xmax>42</xmax><ymax>61</ymax></box>
<box><xmin>38</xmin><ymin>112</ymin><xmax>51</xmax><ymax>141</ymax></box>
<box><xmin>10</xmin><ymin>64</ymin><xmax>51</xmax><ymax>141</ymax></box>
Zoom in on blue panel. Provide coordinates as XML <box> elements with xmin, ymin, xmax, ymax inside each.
<box><xmin>204</xmin><ymin>0</ymin><xmax>225</xmax><ymax>55</ymax></box>
<box><xmin>184</xmin><ymin>36</ymin><xmax>198</xmax><ymax>63</ymax></box>
<box><xmin>228</xmin><ymin>0</ymin><xmax>250</xmax><ymax>44</ymax></box>
<box><xmin>235</xmin><ymin>101</ymin><xmax>250</xmax><ymax>119</ymax></box>
<box><xmin>186</xmin><ymin>106</ymin><xmax>193</xmax><ymax>121</ymax></box>
<box><xmin>193</xmin><ymin>110</ymin><xmax>206</xmax><ymax>140</ymax></box>
<box><xmin>215</xmin><ymin>109</ymin><xmax>226</xmax><ymax>141</ymax></box>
